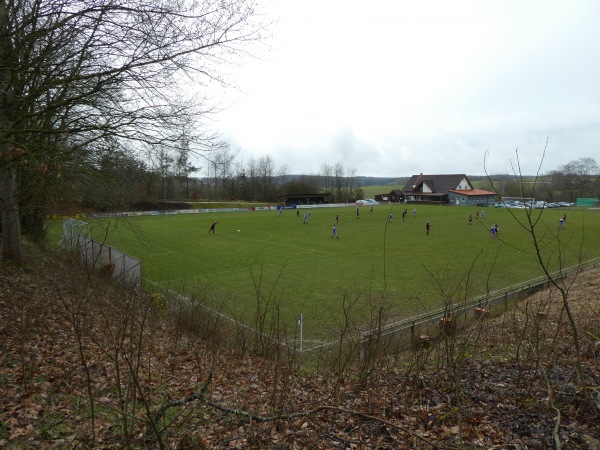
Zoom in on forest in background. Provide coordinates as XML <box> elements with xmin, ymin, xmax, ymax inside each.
<box><xmin>54</xmin><ymin>149</ymin><xmax>597</xmax><ymax>213</ymax></box>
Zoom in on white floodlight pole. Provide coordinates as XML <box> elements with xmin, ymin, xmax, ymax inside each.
<box><xmin>298</xmin><ymin>313</ymin><xmax>303</xmax><ymax>353</ymax></box>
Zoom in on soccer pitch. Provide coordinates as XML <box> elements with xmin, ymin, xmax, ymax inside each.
<box><xmin>62</xmin><ymin>205</ymin><xmax>600</xmax><ymax>339</ymax></box>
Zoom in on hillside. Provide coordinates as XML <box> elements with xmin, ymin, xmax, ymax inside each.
<box><xmin>1</xmin><ymin>240</ymin><xmax>599</xmax><ymax>448</ymax></box>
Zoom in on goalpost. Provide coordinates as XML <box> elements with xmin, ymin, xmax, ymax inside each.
<box><xmin>500</xmin><ymin>196</ymin><xmax>535</xmax><ymax>207</ymax></box>
<box><xmin>60</xmin><ymin>218</ymin><xmax>90</xmax><ymax>251</ymax></box>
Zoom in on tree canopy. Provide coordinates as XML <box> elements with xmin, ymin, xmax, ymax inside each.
<box><xmin>0</xmin><ymin>0</ymin><xmax>265</xmax><ymax>260</ymax></box>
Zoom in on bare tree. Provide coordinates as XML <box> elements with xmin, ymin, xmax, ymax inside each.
<box><xmin>174</xmin><ymin>140</ymin><xmax>197</xmax><ymax>200</ymax></box>
<box><xmin>257</xmin><ymin>155</ymin><xmax>276</xmax><ymax>200</ymax></box>
<box><xmin>332</xmin><ymin>162</ymin><xmax>346</xmax><ymax>202</ymax></box>
<box><xmin>485</xmin><ymin>145</ymin><xmax>591</xmax><ymax>396</ymax></box>
<box><xmin>74</xmin><ymin>138</ymin><xmax>147</xmax><ymax>211</ymax></box>
<box><xmin>550</xmin><ymin>157</ymin><xmax>599</xmax><ymax>201</ymax></box>
<box><xmin>245</xmin><ymin>156</ymin><xmax>259</xmax><ymax>201</ymax></box>
<box><xmin>0</xmin><ymin>0</ymin><xmax>265</xmax><ymax>260</ymax></box>
<box><xmin>280</xmin><ymin>174</ymin><xmax>319</xmax><ymax>196</ymax></box>
<box><xmin>156</xmin><ymin>147</ymin><xmax>174</xmax><ymax>200</ymax></box>
<box><xmin>231</xmin><ymin>156</ymin><xmax>257</xmax><ymax>202</ymax></box>
<box><xmin>214</xmin><ymin>146</ymin><xmax>238</xmax><ymax>199</ymax></box>
<box><xmin>319</xmin><ymin>162</ymin><xmax>363</xmax><ymax>203</ymax></box>
<box><xmin>345</xmin><ymin>167</ymin><xmax>364</xmax><ymax>201</ymax></box>
<box><xmin>320</xmin><ymin>163</ymin><xmax>334</xmax><ymax>198</ymax></box>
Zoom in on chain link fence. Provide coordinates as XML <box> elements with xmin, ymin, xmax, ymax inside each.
<box><xmin>61</xmin><ymin>219</ymin><xmax>141</xmax><ymax>289</ymax></box>
<box><xmin>78</xmin><ymin>236</ymin><xmax>142</xmax><ymax>290</ymax></box>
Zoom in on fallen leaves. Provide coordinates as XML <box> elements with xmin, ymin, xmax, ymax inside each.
<box><xmin>0</xmin><ymin>242</ymin><xmax>599</xmax><ymax>448</ymax></box>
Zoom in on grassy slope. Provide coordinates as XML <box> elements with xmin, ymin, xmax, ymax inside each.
<box><xmin>48</xmin><ymin>205</ymin><xmax>600</xmax><ymax>339</ymax></box>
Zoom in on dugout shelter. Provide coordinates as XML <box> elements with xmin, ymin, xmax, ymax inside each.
<box><xmin>277</xmin><ymin>193</ymin><xmax>329</xmax><ymax>207</ymax></box>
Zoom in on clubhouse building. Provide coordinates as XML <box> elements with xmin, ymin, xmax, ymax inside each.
<box><xmin>376</xmin><ymin>174</ymin><xmax>496</xmax><ymax>207</ymax></box>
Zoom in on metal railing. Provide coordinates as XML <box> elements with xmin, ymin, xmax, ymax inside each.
<box><xmin>306</xmin><ymin>257</ymin><xmax>600</xmax><ymax>354</ymax></box>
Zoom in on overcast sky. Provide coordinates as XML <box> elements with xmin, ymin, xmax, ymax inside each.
<box><xmin>209</xmin><ymin>0</ymin><xmax>600</xmax><ymax>177</ymax></box>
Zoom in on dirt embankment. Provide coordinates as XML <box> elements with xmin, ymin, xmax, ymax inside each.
<box><xmin>1</xmin><ymin>241</ymin><xmax>599</xmax><ymax>448</ymax></box>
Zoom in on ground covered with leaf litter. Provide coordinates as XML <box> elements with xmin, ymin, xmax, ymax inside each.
<box><xmin>0</xmin><ymin>242</ymin><xmax>599</xmax><ymax>449</ymax></box>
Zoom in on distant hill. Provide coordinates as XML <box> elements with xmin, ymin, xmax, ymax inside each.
<box><xmin>279</xmin><ymin>175</ymin><xmax>408</xmax><ymax>186</ymax></box>
<box><xmin>356</xmin><ymin>176</ymin><xmax>409</xmax><ymax>186</ymax></box>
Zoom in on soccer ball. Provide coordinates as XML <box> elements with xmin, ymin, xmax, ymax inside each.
<box><xmin>238</xmin><ymin>230</ymin><xmax>240</xmax><ymax>232</ymax></box>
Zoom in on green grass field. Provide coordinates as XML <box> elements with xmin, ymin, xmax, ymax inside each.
<box><xmin>51</xmin><ymin>205</ymin><xmax>600</xmax><ymax>341</ymax></box>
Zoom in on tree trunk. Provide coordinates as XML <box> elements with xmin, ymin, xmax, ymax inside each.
<box><xmin>1</xmin><ymin>162</ymin><xmax>23</xmax><ymax>261</ymax></box>
<box><xmin>22</xmin><ymin>203</ymin><xmax>46</xmax><ymax>243</ymax></box>
<box><xmin>0</xmin><ymin>1</ymin><xmax>22</xmax><ymax>261</ymax></box>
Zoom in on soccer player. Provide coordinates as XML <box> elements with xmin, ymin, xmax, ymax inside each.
<box><xmin>208</xmin><ymin>220</ymin><xmax>219</xmax><ymax>234</ymax></box>
<box><xmin>491</xmin><ymin>224</ymin><xmax>497</xmax><ymax>238</ymax></box>
<box><xmin>425</xmin><ymin>222</ymin><xmax>431</xmax><ymax>235</ymax></box>
<box><xmin>331</xmin><ymin>224</ymin><xmax>339</xmax><ymax>239</ymax></box>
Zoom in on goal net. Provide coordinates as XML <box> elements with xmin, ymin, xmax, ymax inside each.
<box><xmin>60</xmin><ymin>218</ymin><xmax>90</xmax><ymax>251</ymax></box>
<box><xmin>500</xmin><ymin>197</ymin><xmax>535</xmax><ymax>207</ymax></box>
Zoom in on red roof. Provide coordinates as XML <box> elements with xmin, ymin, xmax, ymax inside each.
<box><xmin>448</xmin><ymin>189</ymin><xmax>496</xmax><ymax>196</ymax></box>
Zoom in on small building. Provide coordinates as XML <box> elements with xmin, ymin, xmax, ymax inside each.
<box><xmin>402</xmin><ymin>173</ymin><xmax>496</xmax><ymax>206</ymax></box>
<box><xmin>389</xmin><ymin>189</ymin><xmax>405</xmax><ymax>203</ymax></box>
<box><xmin>277</xmin><ymin>193</ymin><xmax>329</xmax><ymax>207</ymax></box>
<box><xmin>374</xmin><ymin>189</ymin><xmax>405</xmax><ymax>203</ymax></box>
<box><xmin>448</xmin><ymin>189</ymin><xmax>497</xmax><ymax>207</ymax></box>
